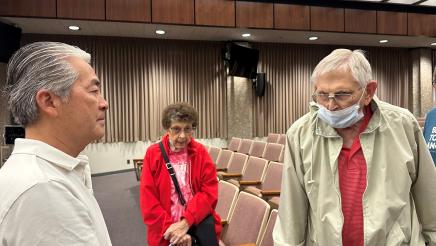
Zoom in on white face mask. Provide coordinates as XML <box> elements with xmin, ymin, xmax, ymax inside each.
<box><xmin>316</xmin><ymin>88</ymin><xmax>366</xmax><ymax>129</ymax></box>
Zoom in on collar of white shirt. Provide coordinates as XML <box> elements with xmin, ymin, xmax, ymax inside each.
<box><xmin>12</xmin><ymin>138</ymin><xmax>89</xmax><ymax>171</ymax></box>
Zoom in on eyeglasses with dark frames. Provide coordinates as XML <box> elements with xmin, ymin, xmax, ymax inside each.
<box><xmin>312</xmin><ymin>92</ymin><xmax>354</xmax><ymax>104</ymax></box>
<box><xmin>169</xmin><ymin>126</ymin><xmax>196</xmax><ymax>135</ymax></box>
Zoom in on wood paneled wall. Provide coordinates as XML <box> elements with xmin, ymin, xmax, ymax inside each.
<box><xmin>57</xmin><ymin>0</ymin><xmax>105</xmax><ymax>20</ymax></box>
<box><xmin>345</xmin><ymin>9</ymin><xmax>376</xmax><ymax>34</ymax></box>
<box><xmin>0</xmin><ymin>0</ymin><xmax>56</xmax><ymax>18</ymax></box>
<box><xmin>1</xmin><ymin>0</ymin><xmax>436</xmax><ymax>37</ymax></box>
<box><xmin>274</xmin><ymin>4</ymin><xmax>310</xmax><ymax>30</ymax></box>
<box><xmin>408</xmin><ymin>13</ymin><xmax>436</xmax><ymax>37</ymax></box>
<box><xmin>377</xmin><ymin>11</ymin><xmax>408</xmax><ymax>35</ymax></box>
<box><xmin>236</xmin><ymin>2</ymin><xmax>273</xmax><ymax>28</ymax></box>
<box><xmin>152</xmin><ymin>0</ymin><xmax>194</xmax><ymax>24</ymax></box>
<box><xmin>195</xmin><ymin>0</ymin><xmax>235</xmax><ymax>27</ymax></box>
<box><xmin>310</xmin><ymin>6</ymin><xmax>344</xmax><ymax>32</ymax></box>
<box><xmin>106</xmin><ymin>0</ymin><xmax>150</xmax><ymax>22</ymax></box>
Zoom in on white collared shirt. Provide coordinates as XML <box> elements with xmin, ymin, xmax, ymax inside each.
<box><xmin>0</xmin><ymin>139</ymin><xmax>112</xmax><ymax>245</ymax></box>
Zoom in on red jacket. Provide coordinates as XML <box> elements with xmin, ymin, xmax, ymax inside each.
<box><xmin>140</xmin><ymin>134</ymin><xmax>222</xmax><ymax>246</ymax></box>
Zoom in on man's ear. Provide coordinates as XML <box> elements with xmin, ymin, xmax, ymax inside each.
<box><xmin>35</xmin><ymin>90</ymin><xmax>62</xmax><ymax>117</ymax></box>
<box><xmin>364</xmin><ymin>80</ymin><xmax>378</xmax><ymax>106</ymax></box>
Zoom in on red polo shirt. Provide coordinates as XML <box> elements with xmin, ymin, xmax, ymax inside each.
<box><xmin>338</xmin><ymin>106</ymin><xmax>372</xmax><ymax>246</ymax></box>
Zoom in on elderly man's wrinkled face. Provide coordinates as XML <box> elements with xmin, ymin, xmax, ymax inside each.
<box><xmin>167</xmin><ymin>121</ymin><xmax>195</xmax><ymax>152</ymax></box>
<box><xmin>313</xmin><ymin>69</ymin><xmax>367</xmax><ymax>111</ymax></box>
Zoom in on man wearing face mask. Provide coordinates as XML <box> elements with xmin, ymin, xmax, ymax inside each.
<box><xmin>273</xmin><ymin>49</ymin><xmax>436</xmax><ymax>246</ymax></box>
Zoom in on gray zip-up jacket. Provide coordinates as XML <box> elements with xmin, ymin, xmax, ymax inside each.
<box><xmin>273</xmin><ymin>98</ymin><xmax>436</xmax><ymax>246</ymax></box>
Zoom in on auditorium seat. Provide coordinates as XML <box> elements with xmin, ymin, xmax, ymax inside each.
<box><xmin>227</xmin><ymin>156</ymin><xmax>268</xmax><ymax>189</ymax></box>
<box><xmin>220</xmin><ymin>191</ymin><xmax>270</xmax><ymax>246</ymax></box>
<box><xmin>244</xmin><ymin>161</ymin><xmax>283</xmax><ymax>200</ymax></box>
<box><xmin>217</xmin><ymin>153</ymin><xmax>249</xmax><ymax>180</ymax></box>
<box><xmin>237</xmin><ymin>139</ymin><xmax>253</xmax><ymax>155</ymax></box>
<box><xmin>227</xmin><ymin>137</ymin><xmax>241</xmax><ymax>152</ymax></box>
<box><xmin>208</xmin><ymin>146</ymin><xmax>222</xmax><ymax>164</ymax></box>
<box><xmin>259</xmin><ymin>209</ymin><xmax>278</xmax><ymax>246</ymax></box>
<box><xmin>262</xmin><ymin>143</ymin><xmax>284</xmax><ymax>162</ymax></box>
<box><xmin>216</xmin><ymin>180</ymin><xmax>239</xmax><ymax>223</ymax></box>
<box><xmin>248</xmin><ymin>141</ymin><xmax>267</xmax><ymax>158</ymax></box>
<box><xmin>266</xmin><ymin>133</ymin><xmax>280</xmax><ymax>143</ymax></box>
<box><xmin>268</xmin><ymin>196</ymin><xmax>280</xmax><ymax>210</ymax></box>
<box><xmin>215</xmin><ymin>149</ymin><xmax>233</xmax><ymax>171</ymax></box>
<box><xmin>276</xmin><ymin>134</ymin><xmax>286</xmax><ymax>145</ymax></box>
<box><xmin>278</xmin><ymin>149</ymin><xmax>284</xmax><ymax>163</ymax></box>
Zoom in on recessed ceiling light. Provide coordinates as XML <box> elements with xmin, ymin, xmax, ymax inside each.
<box><xmin>68</xmin><ymin>25</ymin><xmax>80</xmax><ymax>31</ymax></box>
<box><xmin>431</xmin><ymin>42</ymin><xmax>436</xmax><ymax>46</ymax></box>
<box><xmin>155</xmin><ymin>29</ymin><xmax>165</xmax><ymax>35</ymax></box>
<box><xmin>308</xmin><ymin>36</ymin><xmax>318</xmax><ymax>41</ymax></box>
<box><xmin>242</xmin><ymin>33</ymin><xmax>251</xmax><ymax>37</ymax></box>
<box><xmin>379</xmin><ymin>39</ymin><xmax>388</xmax><ymax>43</ymax></box>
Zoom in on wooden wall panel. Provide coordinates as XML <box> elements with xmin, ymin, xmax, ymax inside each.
<box><xmin>0</xmin><ymin>0</ymin><xmax>56</xmax><ymax>18</ymax></box>
<box><xmin>195</xmin><ymin>0</ymin><xmax>235</xmax><ymax>27</ymax></box>
<box><xmin>236</xmin><ymin>1</ymin><xmax>273</xmax><ymax>28</ymax></box>
<box><xmin>57</xmin><ymin>0</ymin><xmax>105</xmax><ymax>20</ymax></box>
<box><xmin>106</xmin><ymin>0</ymin><xmax>150</xmax><ymax>22</ymax></box>
<box><xmin>377</xmin><ymin>11</ymin><xmax>407</xmax><ymax>35</ymax></box>
<box><xmin>310</xmin><ymin>6</ymin><xmax>344</xmax><ymax>32</ymax></box>
<box><xmin>345</xmin><ymin>9</ymin><xmax>376</xmax><ymax>33</ymax></box>
<box><xmin>152</xmin><ymin>0</ymin><xmax>194</xmax><ymax>24</ymax></box>
<box><xmin>408</xmin><ymin>13</ymin><xmax>436</xmax><ymax>37</ymax></box>
<box><xmin>274</xmin><ymin>4</ymin><xmax>310</xmax><ymax>30</ymax></box>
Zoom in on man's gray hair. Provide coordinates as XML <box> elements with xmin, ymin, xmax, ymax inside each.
<box><xmin>311</xmin><ymin>49</ymin><xmax>372</xmax><ymax>88</ymax></box>
<box><xmin>5</xmin><ymin>41</ymin><xmax>91</xmax><ymax>126</ymax></box>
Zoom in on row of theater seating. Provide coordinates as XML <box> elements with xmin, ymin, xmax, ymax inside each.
<box><xmin>205</xmin><ymin>136</ymin><xmax>284</xmax><ymax>205</ymax></box>
<box><xmin>266</xmin><ymin>133</ymin><xmax>286</xmax><ymax>144</ymax></box>
<box><xmin>216</xmin><ymin>183</ymin><xmax>278</xmax><ymax>246</ymax></box>
<box><xmin>226</xmin><ymin>134</ymin><xmax>286</xmax><ymax>154</ymax></box>
<box><xmin>208</xmin><ymin>139</ymin><xmax>284</xmax><ymax>165</ymax></box>
<box><xmin>204</xmin><ymin>134</ymin><xmax>285</xmax><ymax>245</ymax></box>
<box><xmin>204</xmin><ymin>142</ymin><xmax>283</xmax><ymax>204</ymax></box>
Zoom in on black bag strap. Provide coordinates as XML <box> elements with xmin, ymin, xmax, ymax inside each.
<box><xmin>159</xmin><ymin>141</ymin><xmax>187</xmax><ymax>206</ymax></box>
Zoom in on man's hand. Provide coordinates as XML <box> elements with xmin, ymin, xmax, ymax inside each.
<box><xmin>163</xmin><ymin>219</ymin><xmax>190</xmax><ymax>245</ymax></box>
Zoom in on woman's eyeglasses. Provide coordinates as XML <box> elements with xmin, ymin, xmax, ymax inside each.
<box><xmin>169</xmin><ymin>127</ymin><xmax>196</xmax><ymax>135</ymax></box>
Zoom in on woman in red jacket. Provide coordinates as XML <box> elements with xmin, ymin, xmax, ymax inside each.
<box><xmin>140</xmin><ymin>103</ymin><xmax>221</xmax><ymax>246</ymax></box>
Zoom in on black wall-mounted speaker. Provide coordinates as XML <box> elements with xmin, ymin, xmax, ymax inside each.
<box><xmin>222</xmin><ymin>42</ymin><xmax>259</xmax><ymax>79</ymax></box>
<box><xmin>253</xmin><ymin>73</ymin><xmax>266</xmax><ymax>97</ymax></box>
<box><xmin>0</xmin><ymin>21</ymin><xmax>22</xmax><ymax>63</ymax></box>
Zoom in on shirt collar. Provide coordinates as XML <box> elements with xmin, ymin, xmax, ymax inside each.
<box><xmin>12</xmin><ymin>138</ymin><xmax>88</xmax><ymax>171</ymax></box>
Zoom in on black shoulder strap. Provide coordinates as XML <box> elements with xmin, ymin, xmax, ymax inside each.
<box><xmin>159</xmin><ymin>141</ymin><xmax>187</xmax><ymax>206</ymax></box>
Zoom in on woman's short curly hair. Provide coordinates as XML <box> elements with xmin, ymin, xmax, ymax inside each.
<box><xmin>161</xmin><ymin>103</ymin><xmax>198</xmax><ymax>130</ymax></box>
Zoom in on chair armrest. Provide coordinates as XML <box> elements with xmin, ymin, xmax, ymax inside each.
<box><xmin>238</xmin><ymin>180</ymin><xmax>262</xmax><ymax>186</ymax></box>
<box><xmin>260</xmin><ymin>190</ymin><xmax>281</xmax><ymax>196</ymax></box>
<box><xmin>216</xmin><ymin>168</ymin><xmax>227</xmax><ymax>172</ymax></box>
<box><xmin>221</xmin><ymin>173</ymin><xmax>242</xmax><ymax>178</ymax></box>
<box><xmin>221</xmin><ymin>220</ymin><xmax>228</xmax><ymax>226</ymax></box>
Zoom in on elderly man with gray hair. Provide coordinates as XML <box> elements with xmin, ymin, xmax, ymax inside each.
<box><xmin>274</xmin><ymin>49</ymin><xmax>436</xmax><ymax>246</ymax></box>
<box><xmin>0</xmin><ymin>42</ymin><xmax>112</xmax><ymax>245</ymax></box>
